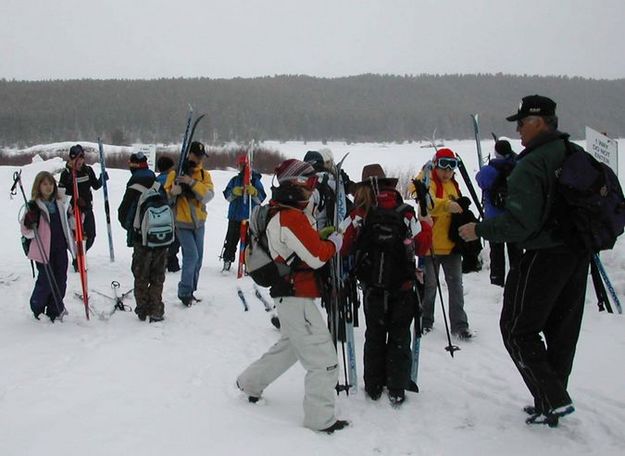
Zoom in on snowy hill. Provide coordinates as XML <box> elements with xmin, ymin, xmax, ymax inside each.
<box><xmin>0</xmin><ymin>140</ymin><xmax>624</xmax><ymax>456</ymax></box>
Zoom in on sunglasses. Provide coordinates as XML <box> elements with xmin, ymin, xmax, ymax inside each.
<box><xmin>436</xmin><ymin>157</ymin><xmax>458</xmax><ymax>170</ymax></box>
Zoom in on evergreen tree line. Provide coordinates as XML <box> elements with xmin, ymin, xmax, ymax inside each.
<box><xmin>1</xmin><ymin>73</ymin><xmax>624</xmax><ymax>148</ymax></box>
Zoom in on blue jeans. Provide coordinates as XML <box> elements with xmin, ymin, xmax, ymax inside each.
<box><xmin>176</xmin><ymin>226</ymin><xmax>205</xmax><ymax>298</ymax></box>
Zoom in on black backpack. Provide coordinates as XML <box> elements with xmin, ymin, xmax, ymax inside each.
<box><xmin>551</xmin><ymin>140</ymin><xmax>625</xmax><ymax>253</ymax></box>
<box><xmin>489</xmin><ymin>159</ymin><xmax>516</xmax><ymax>209</ymax></box>
<box><xmin>354</xmin><ymin>203</ymin><xmax>415</xmax><ymax>289</ymax></box>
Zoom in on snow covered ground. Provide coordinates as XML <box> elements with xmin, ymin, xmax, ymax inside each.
<box><xmin>1</xmin><ymin>140</ymin><xmax>624</xmax><ymax>456</ymax></box>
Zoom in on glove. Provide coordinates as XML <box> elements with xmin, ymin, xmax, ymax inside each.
<box><xmin>327</xmin><ymin>232</ymin><xmax>343</xmax><ymax>253</ymax></box>
<box><xmin>319</xmin><ymin>226</ymin><xmax>335</xmax><ymax>240</ymax></box>
<box><xmin>170</xmin><ymin>184</ymin><xmax>182</xmax><ymax>196</ymax></box>
<box><xmin>245</xmin><ymin>184</ymin><xmax>258</xmax><ymax>197</ymax></box>
<box><xmin>100</xmin><ymin>172</ymin><xmax>109</xmax><ymax>182</ymax></box>
<box><xmin>232</xmin><ymin>186</ymin><xmax>243</xmax><ymax>197</ymax></box>
<box><xmin>23</xmin><ymin>204</ymin><xmax>40</xmax><ymax>229</ymax></box>
<box><xmin>76</xmin><ymin>197</ymin><xmax>88</xmax><ymax>209</ymax></box>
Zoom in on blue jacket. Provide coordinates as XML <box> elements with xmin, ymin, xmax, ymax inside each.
<box><xmin>223</xmin><ymin>170</ymin><xmax>266</xmax><ymax>221</ymax></box>
<box><xmin>476</xmin><ymin>155</ymin><xmax>516</xmax><ymax>219</ymax></box>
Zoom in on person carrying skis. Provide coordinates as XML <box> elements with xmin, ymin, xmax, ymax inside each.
<box><xmin>21</xmin><ymin>171</ymin><xmax>76</xmax><ymax>322</ymax></box>
<box><xmin>220</xmin><ymin>154</ymin><xmax>266</xmax><ymax>272</ymax></box>
<box><xmin>236</xmin><ymin>159</ymin><xmax>349</xmax><ymax>434</ymax></box>
<box><xmin>164</xmin><ymin>141</ymin><xmax>214</xmax><ymax>307</ymax></box>
<box><xmin>414</xmin><ymin>148</ymin><xmax>473</xmax><ymax>339</ymax></box>
<box><xmin>156</xmin><ymin>155</ymin><xmax>181</xmax><ymax>273</ymax></box>
<box><xmin>475</xmin><ymin>139</ymin><xmax>522</xmax><ymax>287</ymax></box>
<box><xmin>117</xmin><ymin>152</ymin><xmax>168</xmax><ymax>322</ymax></box>
<box><xmin>341</xmin><ymin>164</ymin><xmax>432</xmax><ymax>405</ymax></box>
<box><xmin>303</xmin><ymin>149</ymin><xmax>354</xmax><ymax>230</ymax></box>
<box><xmin>459</xmin><ymin>95</ymin><xmax>590</xmax><ymax>427</ymax></box>
<box><xmin>58</xmin><ymin>144</ymin><xmax>105</xmax><ymax>268</ymax></box>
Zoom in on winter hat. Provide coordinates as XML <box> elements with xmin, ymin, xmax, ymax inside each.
<box><xmin>355</xmin><ymin>164</ymin><xmax>398</xmax><ymax>189</ymax></box>
<box><xmin>274</xmin><ymin>159</ymin><xmax>316</xmax><ymax>185</ymax></box>
<box><xmin>494</xmin><ymin>140</ymin><xmax>514</xmax><ymax>158</ymax></box>
<box><xmin>303</xmin><ymin>150</ymin><xmax>324</xmax><ymax>171</ymax></box>
<box><xmin>156</xmin><ymin>155</ymin><xmax>174</xmax><ymax>172</ymax></box>
<box><xmin>318</xmin><ymin>148</ymin><xmax>334</xmax><ymax>164</ymax></box>
<box><xmin>189</xmin><ymin>141</ymin><xmax>207</xmax><ymax>157</ymax></box>
<box><xmin>129</xmin><ymin>151</ymin><xmax>148</xmax><ymax>164</ymax></box>
<box><xmin>506</xmin><ymin>94</ymin><xmax>556</xmax><ymax>122</ymax></box>
<box><xmin>69</xmin><ymin>144</ymin><xmax>84</xmax><ymax>159</ymax></box>
<box><xmin>433</xmin><ymin>148</ymin><xmax>456</xmax><ymax>161</ymax></box>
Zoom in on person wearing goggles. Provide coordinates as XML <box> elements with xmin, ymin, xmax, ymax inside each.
<box><xmin>237</xmin><ymin>159</ymin><xmax>348</xmax><ymax>434</ymax></box>
<box><xmin>413</xmin><ymin>148</ymin><xmax>473</xmax><ymax>340</ymax></box>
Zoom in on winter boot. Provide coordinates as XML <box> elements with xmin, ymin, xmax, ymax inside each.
<box><xmin>320</xmin><ymin>420</ymin><xmax>350</xmax><ymax>434</ymax></box>
<box><xmin>222</xmin><ymin>261</ymin><xmax>232</xmax><ymax>272</ymax></box>
<box><xmin>388</xmin><ymin>389</ymin><xmax>405</xmax><ymax>407</ymax></box>
<box><xmin>365</xmin><ymin>384</ymin><xmax>383</xmax><ymax>401</ymax></box>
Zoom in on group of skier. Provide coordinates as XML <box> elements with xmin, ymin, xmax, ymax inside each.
<box><xmin>17</xmin><ymin>93</ymin><xmax>607</xmax><ymax>433</ymax></box>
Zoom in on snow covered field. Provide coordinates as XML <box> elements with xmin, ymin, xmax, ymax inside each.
<box><xmin>1</xmin><ymin>139</ymin><xmax>624</xmax><ymax>456</ymax></box>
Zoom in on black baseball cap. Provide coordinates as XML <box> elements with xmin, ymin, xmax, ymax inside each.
<box><xmin>506</xmin><ymin>95</ymin><xmax>556</xmax><ymax>122</ymax></box>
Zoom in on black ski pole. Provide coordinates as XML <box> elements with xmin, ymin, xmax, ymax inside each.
<box><xmin>430</xmin><ymin>255</ymin><xmax>460</xmax><ymax>357</ymax></box>
<box><xmin>455</xmin><ymin>154</ymin><xmax>484</xmax><ymax>220</ymax></box>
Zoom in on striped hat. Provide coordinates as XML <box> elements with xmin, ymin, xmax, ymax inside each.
<box><xmin>275</xmin><ymin>159</ymin><xmax>315</xmax><ymax>184</ymax></box>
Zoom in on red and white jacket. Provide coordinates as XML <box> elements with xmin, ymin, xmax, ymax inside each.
<box><xmin>266</xmin><ymin>202</ymin><xmax>336</xmax><ymax>298</ymax></box>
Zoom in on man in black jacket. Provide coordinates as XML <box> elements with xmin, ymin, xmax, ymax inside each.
<box><xmin>459</xmin><ymin>95</ymin><xmax>591</xmax><ymax>427</ymax></box>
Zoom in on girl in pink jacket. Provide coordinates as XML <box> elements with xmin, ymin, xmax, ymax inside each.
<box><xmin>21</xmin><ymin>171</ymin><xmax>75</xmax><ymax>321</ymax></box>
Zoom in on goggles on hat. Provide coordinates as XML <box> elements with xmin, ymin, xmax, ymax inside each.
<box><xmin>435</xmin><ymin>157</ymin><xmax>458</xmax><ymax>170</ymax></box>
<box><xmin>287</xmin><ymin>174</ymin><xmax>318</xmax><ymax>189</ymax></box>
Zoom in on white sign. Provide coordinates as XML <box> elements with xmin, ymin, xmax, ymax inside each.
<box><xmin>585</xmin><ymin>127</ymin><xmax>618</xmax><ymax>175</ymax></box>
<box><xmin>135</xmin><ymin>144</ymin><xmax>157</xmax><ymax>170</ymax></box>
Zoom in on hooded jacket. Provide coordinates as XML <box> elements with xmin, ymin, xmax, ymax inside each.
<box><xmin>21</xmin><ymin>198</ymin><xmax>76</xmax><ymax>263</ymax></box>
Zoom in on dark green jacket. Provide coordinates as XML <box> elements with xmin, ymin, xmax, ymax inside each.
<box><xmin>476</xmin><ymin>131</ymin><xmax>570</xmax><ymax>250</ymax></box>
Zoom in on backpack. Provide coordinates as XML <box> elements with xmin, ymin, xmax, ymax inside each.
<box><xmin>354</xmin><ymin>203</ymin><xmax>415</xmax><ymax>289</ymax></box>
<box><xmin>551</xmin><ymin>140</ymin><xmax>625</xmax><ymax>253</ymax></box>
<box><xmin>131</xmin><ymin>182</ymin><xmax>175</xmax><ymax>248</ymax></box>
<box><xmin>245</xmin><ymin>205</ymin><xmax>296</xmax><ymax>287</ymax></box>
<box><xmin>489</xmin><ymin>159</ymin><xmax>516</xmax><ymax>209</ymax></box>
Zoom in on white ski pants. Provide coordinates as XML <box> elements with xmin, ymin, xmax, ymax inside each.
<box><xmin>237</xmin><ymin>296</ymin><xmax>339</xmax><ymax>431</ymax></box>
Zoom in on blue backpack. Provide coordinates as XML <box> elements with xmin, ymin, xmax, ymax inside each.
<box><xmin>552</xmin><ymin>140</ymin><xmax>625</xmax><ymax>253</ymax></box>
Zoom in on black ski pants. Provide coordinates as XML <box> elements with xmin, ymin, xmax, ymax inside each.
<box><xmin>363</xmin><ymin>287</ymin><xmax>416</xmax><ymax>392</ymax></box>
<box><xmin>221</xmin><ymin>219</ymin><xmax>242</xmax><ymax>262</ymax></box>
<box><xmin>500</xmin><ymin>245</ymin><xmax>590</xmax><ymax>413</ymax></box>
<box><xmin>489</xmin><ymin>241</ymin><xmax>522</xmax><ymax>287</ymax></box>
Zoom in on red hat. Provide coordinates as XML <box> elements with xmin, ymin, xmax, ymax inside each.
<box><xmin>275</xmin><ymin>159</ymin><xmax>316</xmax><ymax>185</ymax></box>
<box><xmin>434</xmin><ymin>148</ymin><xmax>456</xmax><ymax>161</ymax></box>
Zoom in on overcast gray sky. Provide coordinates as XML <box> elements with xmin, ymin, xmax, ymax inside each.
<box><xmin>2</xmin><ymin>0</ymin><xmax>624</xmax><ymax>81</ymax></box>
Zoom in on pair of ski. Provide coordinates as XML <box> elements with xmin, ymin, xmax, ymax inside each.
<box><xmin>326</xmin><ymin>153</ymin><xmax>358</xmax><ymax>395</ymax></box>
<box><xmin>74</xmin><ymin>281</ymin><xmax>133</xmax><ymax>320</ymax></box>
<box><xmin>236</xmin><ymin>285</ymin><xmax>280</xmax><ymax>329</ymax></box>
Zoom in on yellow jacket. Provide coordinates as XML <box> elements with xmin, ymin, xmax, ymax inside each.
<box><xmin>164</xmin><ymin>167</ymin><xmax>215</xmax><ymax>229</ymax></box>
<box><xmin>411</xmin><ymin>169</ymin><xmax>460</xmax><ymax>255</ymax></box>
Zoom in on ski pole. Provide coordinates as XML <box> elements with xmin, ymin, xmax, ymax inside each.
<box><xmin>430</xmin><ymin>255</ymin><xmax>460</xmax><ymax>357</ymax></box>
<box><xmin>98</xmin><ymin>138</ymin><xmax>115</xmax><ymax>262</ymax></box>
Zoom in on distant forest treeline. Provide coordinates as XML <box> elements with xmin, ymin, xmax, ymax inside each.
<box><xmin>1</xmin><ymin>73</ymin><xmax>624</xmax><ymax>147</ymax></box>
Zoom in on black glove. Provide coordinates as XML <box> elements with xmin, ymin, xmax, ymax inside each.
<box><xmin>76</xmin><ymin>197</ymin><xmax>88</xmax><ymax>209</ymax></box>
<box><xmin>24</xmin><ymin>202</ymin><xmax>40</xmax><ymax>228</ymax></box>
<box><xmin>100</xmin><ymin>172</ymin><xmax>109</xmax><ymax>182</ymax></box>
